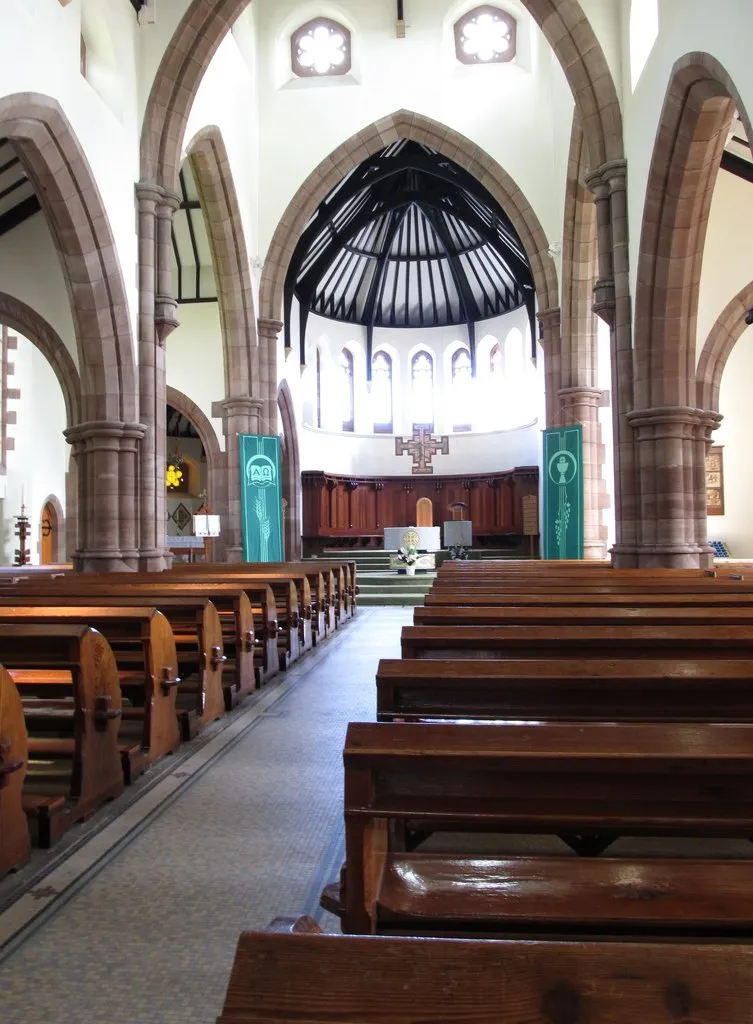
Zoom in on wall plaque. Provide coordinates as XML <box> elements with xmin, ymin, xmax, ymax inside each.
<box><xmin>706</xmin><ymin>445</ymin><xmax>724</xmax><ymax>516</ymax></box>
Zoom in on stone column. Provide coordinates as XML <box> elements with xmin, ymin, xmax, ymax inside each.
<box><xmin>624</xmin><ymin>406</ymin><xmax>722</xmax><ymax>567</ymax></box>
<box><xmin>586</xmin><ymin>160</ymin><xmax>635</xmax><ymax>565</ymax></box>
<box><xmin>65</xmin><ymin>420</ymin><xmax>146</xmax><ymax>571</ymax></box>
<box><xmin>256</xmin><ymin>317</ymin><xmax>282</xmax><ymax>434</ymax></box>
<box><xmin>136</xmin><ymin>183</ymin><xmax>180</xmax><ymax>571</ymax></box>
<box><xmin>215</xmin><ymin>395</ymin><xmax>264</xmax><ymax>561</ymax></box>
<box><xmin>558</xmin><ymin>386</ymin><xmax>607</xmax><ymax>559</ymax></box>
<box><xmin>536</xmin><ymin>308</ymin><xmax>562</xmax><ymax>428</ymax></box>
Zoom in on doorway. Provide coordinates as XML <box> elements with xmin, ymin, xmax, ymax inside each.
<box><xmin>40</xmin><ymin>500</ymin><xmax>59</xmax><ymax>564</ymax></box>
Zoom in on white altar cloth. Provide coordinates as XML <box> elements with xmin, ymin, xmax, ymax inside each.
<box><xmin>383</xmin><ymin>526</ymin><xmax>441</xmax><ymax>551</ymax></box>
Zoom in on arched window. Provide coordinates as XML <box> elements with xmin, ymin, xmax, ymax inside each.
<box><xmin>341</xmin><ymin>348</ymin><xmax>354</xmax><ymax>432</ymax></box>
<box><xmin>316</xmin><ymin>348</ymin><xmax>322</xmax><ymax>429</ymax></box>
<box><xmin>372</xmin><ymin>351</ymin><xmax>393</xmax><ymax>433</ymax></box>
<box><xmin>291</xmin><ymin>18</ymin><xmax>352</xmax><ymax>77</ymax></box>
<box><xmin>411</xmin><ymin>350</ymin><xmax>434</xmax><ymax>429</ymax></box>
<box><xmin>451</xmin><ymin>347</ymin><xmax>473</xmax><ymax>431</ymax></box>
<box><xmin>490</xmin><ymin>342</ymin><xmax>502</xmax><ymax>378</ymax></box>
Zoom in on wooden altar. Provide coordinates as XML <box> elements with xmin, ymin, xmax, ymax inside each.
<box><xmin>302</xmin><ymin>467</ymin><xmax>539</xmax><ymax>554</ymax></box>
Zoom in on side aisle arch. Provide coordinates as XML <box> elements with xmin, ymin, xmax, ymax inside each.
<box><xmin>0</xmin><ymin>95</ymin><xmax>141</xmax><ymax>571</ymax></box>
<box><xmin>624</xmin><ymin>53</ymin><xmax>753</xmax><ymax>567</ymax></box>
<box><xmin>277</xmin><ymin>380</ymin><xmax>301</xmax><ymax>560</ymax></box>
<box><xmin>696</xmin><ymin>281</ymin><xmax>753</xmax><ymax>413</ymax></box>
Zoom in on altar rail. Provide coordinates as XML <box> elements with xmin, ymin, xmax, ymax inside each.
<box><xmin>301</xmin><ymin>468</ymin><xmax>538</xmax><ymax>553</ymax></box>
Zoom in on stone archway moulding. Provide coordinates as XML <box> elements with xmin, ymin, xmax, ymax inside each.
<box><xmin>617</xmin><ymin>52</ymin><xmax>753</xmax><ymax>568</ymax></box>
<box><xmin>696</xmin><ymin>281</ymin><xmax>753</xmax><ymax>413</ymax></box>
<box><xmin>0</xmin><ymin>292</ymin><xmax>81</xmax><ymax>429</ymax></box>
<box><xmin>140</xmin><ymin>0</ymin><xmax>623</xmax><ymax>191</ymax></box>
<box><xmin>277</xmin><ymin>379</ymin><xmax>301</xmax><ymax>561</ymax></box>
<box><xmin>0</xmin><ymin>95</ymin><xmax>143</xmax><ymax>571</ymax></box>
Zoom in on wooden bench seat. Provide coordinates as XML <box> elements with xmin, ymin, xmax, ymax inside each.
<box><xmin>413</xmin><ymin>604</ymin><xmax>753</xmax><ymax>626</ymax></box>
<box><xmin>376</xmin><ymin>657</ymin><xmax>753</xmax><ymax>722</ymax></box>
<box><xmin>0</xmin><ymin>588</ymin><xmax>227</xmax><ymax>740</ymax></box>
<box><xmin>0</xmin><ymin>625</ymin><xmax>124</xmax><ymax>847</ymax></box>
<box><xmin>401</xmin><ymin>623</ymin><xmax>753</xmax><ymax>659</ymax></box>
<box><xmin>423</xmin><ymin>589</ymin><xmax>753</xmax><ymax>606</ymax></box>
<box><xmin>0</xmin><ymin>605</ymin><xmax>181</xmax><ymax>782</ymax></box>
<box><xmin>0</xmin><ymin>664</ymin><xmax>30</xmax><ymax>875</ymax></box>
<box><xmin>331</xmin><ymin>720</ymin><xmax>753</xmax><ymax>933</ymax></box>
<box><xmin>218</xmin><ymin>920</ymin><xmax>753</xmax><ymax>1024</ymax></box>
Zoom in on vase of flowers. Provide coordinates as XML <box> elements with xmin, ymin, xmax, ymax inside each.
<box><xmin>396</xmin><ymin>544</ymin><xmax>419</xmax><ymax>575</ymax></box>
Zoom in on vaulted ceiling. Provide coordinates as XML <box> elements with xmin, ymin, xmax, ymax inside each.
<box><xmin>170</xmin><ymin>161</ymin><xmax>217</xmax><ymax>304</ymax></box>
<box><xmin>284</xmin><ymin>140</ymin><xmax>535</xmax><ymax>372</ymax></box>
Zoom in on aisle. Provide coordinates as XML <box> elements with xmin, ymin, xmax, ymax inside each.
<box><xmin>0</xmin><ymin>607</ymin><xmax>412</xmax><ymax>1024</ymax></box>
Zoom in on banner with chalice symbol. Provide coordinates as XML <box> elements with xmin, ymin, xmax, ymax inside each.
<box><xmin>543</xmin><ymin>426</ymin><xmax>583</xmax><ymax>559</ymax></box>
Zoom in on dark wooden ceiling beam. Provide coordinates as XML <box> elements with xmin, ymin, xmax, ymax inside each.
<box><xmin>0</xmin><ymin>194</ymin><xmax>41</xmax><ymax>238</ymax></box>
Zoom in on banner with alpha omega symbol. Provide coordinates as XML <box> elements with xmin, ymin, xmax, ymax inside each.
<box><xmin>239</xmin><ymin>434</ymin><xmax>284</xmax><ymax>562</ymax></box>
<box><xmin>542</xmin><ymin>425</ymin><xmax>583</xmax><ymax>560</ymax></box>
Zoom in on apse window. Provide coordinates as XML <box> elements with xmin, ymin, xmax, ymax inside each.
<box><xmin>451</xmin><ymin>347</ymin><xmax>473</xmax><ymax>432</ymax></box>
<box><xmin>454</xmin><ymin>5</ymin><xmax>516</xmax><ymax>65</ymax></box>
<box><xmin>341</xmin><ymin>348</ymin><xmax>355</xmax><ymax>432</ymax></box>
<box><xmin>412</xmin><ymin>351</ymin><xmax>435</xmax><ymax>430</ymax></box>
<box><xmin>291</xmin><ymin>18</ymin><xmax>351</xmax><ymax>77</ymax></box>
<box><xmin>372</xmin><ymin>351</ymin><xmax>393</xmax><ymax>434</ymax></box>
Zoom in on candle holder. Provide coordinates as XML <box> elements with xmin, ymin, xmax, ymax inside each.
<box><xmin>13</xmin><ymin>504</ymin><xmax>30</xmax><ymax>566</ymax></box>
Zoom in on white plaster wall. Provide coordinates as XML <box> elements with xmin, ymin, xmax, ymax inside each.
<box><xmin>0</xmin><ymin>333</ymin><xmax>68</xmax><ymax>566</ymax></box>
<box><xmin>622</xmin><ymin>0</ymin><xmax>753</xmax><ymax>301</ymax></box>
<box><xmin>166</xmin><ymin>302</ymin><xmax>226</xmax><ymax>448</ymax></box>
<box><xmin>710</xmin><ymin>325</ymin><xmax>753</xmax><ymax>556</ymax></box>
<box><xmin>280</xmin><ymin>303</ymin><xmax>544</xmax><ymax>475</ymax></box>
<box><xmin>1</xmin><ymin>1</ymin><xmax>141</xmax><ymax>343</ymax></box>
<box><xmin>0</xmin><ymin>214</ymin><xmax>78</xmax><ymax>369</ymax></box>
<box><xmin>696</xmin><ymin>170</ymin><xmax>753</xmax><ymax>358</ymax></box>
<box><xmin>183</xmin><ymin>23</ymin><xmax>261</xmax><ymax>313</ymax></box>
<box><xmin>254</xmin><ymin>0</ymin><xmax>573</xmax><ymax>288</ymax></box>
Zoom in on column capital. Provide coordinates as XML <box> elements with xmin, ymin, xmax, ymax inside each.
<box><xmin>214</xmin><ymin>396</ymin><xmax>265</xmax><ymax>418</ymax></box>
<box><xmin>64</xmin><ymin>420</ymin><xmax>146</xmax><ymax>448</ymax></box>
<box><xmin>156</xmin><ymin>189</ymin><xmax>181</xmax><ymax>215</ymax></box>
<box><xmin>536</xmin><ymin>306</ymin><xmax>560</xmax><ymax>332</ymax></box>
<box><xmin>257</xmin><ymin>317</ymin><xmax>284</xmax><ymax>339</ymax></box>
<box><xmin>558</xmin><ymin>386</ymin><xmax>604</xmax><ymax>410</ymax></box>
<box><xmin>627</xmin><ymin>405</ymin><xmax>722</xmax><ymax>438</ymax></box>
<box><xmin>585</xmin><ymin>159</ymin><xmax>628</xmax><ymax>196</ymax></box>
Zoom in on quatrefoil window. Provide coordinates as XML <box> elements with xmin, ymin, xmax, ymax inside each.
<box><xmin>291</xmin><ymin>18</ymin><xmax>351</xmax><ymax>77</ymax></box>
<box><xmin>454</xmin><ymin>6</ymin><xmax>517</xmax><ymax>65</ymax></box>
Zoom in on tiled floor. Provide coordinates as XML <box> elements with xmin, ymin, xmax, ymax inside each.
<box><xmin>0</xmin><ymin>607</ymin><xmax>413</xmax><ymax>1024</ymax></box>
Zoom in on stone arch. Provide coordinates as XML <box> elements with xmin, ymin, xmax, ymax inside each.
<box><xmin>184</xmin><ymin>125</ymin><xmax>258</xmax><ymax>400</ymax></box>
<box><xmin>696</xmin><ymin>281</ymin><xmax>753</xmax><ymax>413</ymax></box>
<box><xmin>0</xmin><ymin>292</ymin><xmax>81</xmax><ymax>429</ymax></box>
<box><xmin>140</xmin><ymin>0</ymin><xmax>622</xmax><ymax>191</ymax></box>
<box><xmin>277</xmin><ymin>379</ymin><xmax>301</xmax><ymax>560</ymax></box>
<box><xmin>165</xmin><ymin>386</ymin><xmax>226</xmax><ymax>560</ymax></box>
<box><xmin>633</xmin><ymin>54</ymin><xmax>752</xmax><ymax>411</ymax></box>
<box><xmin>0</xmin><ymin>94</ymin><xmax>137</xmax><ymax>423</ymax></box>
<box><xmin>259</xmin><ymin>110</ymin><xmax>558</xmax><ymax>324</ymax></box>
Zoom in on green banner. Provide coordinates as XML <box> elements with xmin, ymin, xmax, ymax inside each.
<box><xmin>239</xmin><ymin>434</ymin><xmax>284</xmax><ymax>562</ymax></box>
<box><xmin>543</xmin><ymin>425</ymin><xmax>583</xmax><ymax>559</ymax></box>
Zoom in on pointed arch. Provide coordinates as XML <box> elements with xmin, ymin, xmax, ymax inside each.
<box><xmin>696</xmin><ymin>281</ymin><xmax>753</xmax><ymax>412</ymax></box>
<box><xmin>139</xmin><ymin>0</ymin><xmax>622</xmax><ymax>191</ymax></box>
<box><xmin>0</xmin><ymin>292</ymin><xmax>81</xmax><ymax>429</ymax></box>
<box><xmin>633</xmin><ymin>53</ymin><xmax>753</xmax><ymax>411</ymax></box>
<box><xmin>277</xmin><ymin>379</ymin><xmax>301</xmax><ymax>559</ymax></box>
<box><xmin>38</xmin><ymin>492</ymin><xmax>67</xmax><ymax>564</ymax></box>
<box><xmin>259</xmin><ymin>110</ymin><xmax>557</xmax><ymax>324</ymax></box>
<box><xmin>0</xmin><ymin>94</ymin><xmax>136</xmax><ymax>422</ymax></box>
<box><xmin>184</xmin><ymin>125</ymin><xmax>258</xmax><ymax>399</ymax></box>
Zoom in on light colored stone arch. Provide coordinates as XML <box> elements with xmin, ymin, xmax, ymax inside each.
<box><xmin>259</xmin><ymin>110</ymin><xmax>558</xmax><ymax>323</ymax></box>
<box><xmin>184</xmin><ymin>125</ymin><xmax>258</xmax><ymax>400</ymax></box>
<box><xmin>696</xmin><ymin>282</ymin><xmax>753</xmax><ymax>413</ymax></box>
<box><xmin>0</xmin><ymin>94</ymin><xmax>136</xmax><ymax>423</ymax></box>
<box><xmin>139</xmin><ymin>0</ymin><xmax>622</xmax><ymax>191</ymax></box>
<box><xmin>277</xmin><ymin>379</ymin><xmax>301</xmax><ymax>560</ymax></box>
<box><xmin>0</xmin><ymin>292</ymin><xmax>81</xmax><ymax>429</ymax></box>
<box><xmin>165</xmin><ymin>385</ymin><xmax>226</xmax><ymax>560</ymax></box>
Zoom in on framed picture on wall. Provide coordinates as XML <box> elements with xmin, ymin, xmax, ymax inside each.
<box><xmin>706</xmin><ymin>445</ymin><xmax>724</xmax><ymax>516</ymax></box>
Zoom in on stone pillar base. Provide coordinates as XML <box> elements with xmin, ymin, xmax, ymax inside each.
<box><xmin>135</xmin><ymin>549</ymin><xmax>174</xmax><ymax>572</ymax></box>
<box><xmin>224</xmin><ymin>546</ymin><xmax>244</xmax><ymax>563</ymax></box>
<box><xmin>611</xmin><ymin>544</ymin><xmax>714</xmax><ymax>570</ymax></box>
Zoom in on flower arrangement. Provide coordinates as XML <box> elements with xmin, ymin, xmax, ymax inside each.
<box><xmin>449</xmin><ymin>545</ymin><xmax>470</xmax><ymax>560</ymax></box>
<box><xmin>396</xmin><ymin>544</ymin><xmax>419</xmax><ymax>567</ymax></box>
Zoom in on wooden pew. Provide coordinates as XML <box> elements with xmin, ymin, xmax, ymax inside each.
<box><xmin>330</xmin><ymin>720</ymin><xmax>753</xmax><ymax>935</ymax></box>
<box><xmin>0</xmin><ymin>606</ymin><xmax>181</xmax><ymax>781</ymax></box>
<box><xmin>0</xmin><ymin>585</ymin><xmax>227</xmax><ymax>738</ymax></box>
<box><xmin>218</xmin><ymin>921</ymin><xmax>753</xmax><ymax>1024</ymax></box>
<box><xmin>414</xmin><ymin>604</ymin><xmax>753</xmax><ymax>627</ymax></box>
<box><xmin>0</xmin><ymin>624</ymin><xmax>124</xmax><ymax>847</ymax></box>
<box><xmin>376</xmin><ymin>657</ymin><xmax>753</xmax><ymax>722</ymax></box>
<box><xmin>424</xmin><ymin>589</ymin><xmax>753</xmax><ymax>607</ymax></box>
<box><xmin>0</xmin><ymin>664</ymin><xmax>30</xmax><ymax>875</ymax></box>
<box><xmin>401</xmin><ymin>623</ymin><xmax>753</xmax><ymax>659</ymax></box>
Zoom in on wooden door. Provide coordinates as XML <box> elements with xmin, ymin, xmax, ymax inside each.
<box><xmin>40</xmin><ymin>501</ymin><xmax>57</xmax><ymax>564</ymax></box>
<box><xmin>416</xmin><ymin>497</ymin><xmax>433</xmax><ymax>527</ymax></box>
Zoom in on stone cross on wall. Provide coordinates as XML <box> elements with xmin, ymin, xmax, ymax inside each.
<box><xmin>395</xmin><ymin>425</ymin><xmax>450</xmax><ymax>475</ymax></box>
